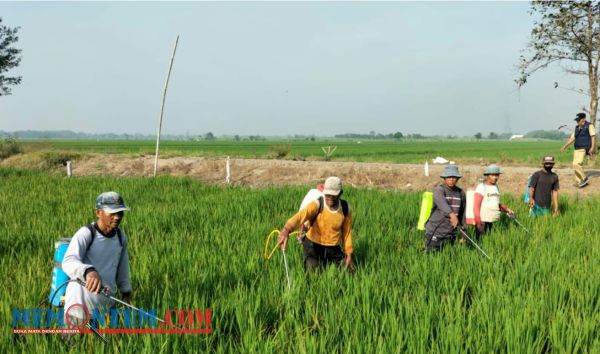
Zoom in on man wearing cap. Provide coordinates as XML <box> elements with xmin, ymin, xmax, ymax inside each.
<box><xmin>62</xmin><ymin>191</ymin><xmax>132</xmax><ymax>326</ymax></box>
<box><xmin>471</xmin><ymin>164</ymin><xmax>514</xmax><ymax>239</ymax></box>
<box><xmin>278</xmin><ymin>176</ymin><xmax>353</xmax><ymax>271</ymax></box>
<box><xmin>528</xmin><ymin>157</ymin><xmax>560</xmax><ymax>217</ymax></box>
<box><xmin>561</xmin><ymin>112</ymin><xmax>596</xmax><ymax>188</ymax></box>
<box><xmin>424</xmin><ymin>165</ymin><xmax>466</xmax><ymax>252</ymax></box>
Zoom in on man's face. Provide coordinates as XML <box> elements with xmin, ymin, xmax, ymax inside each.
<box><xmin>444</xmin><ymin>176</ymin><xmax>459</xmax><ymax>188</ymax></box>
<box><xmin>324</xmin><ymin>194</ymin><xmax>339</xmax><ymax>208</ymax></box>
<box><xmin>95</xmin><ymin>209</ymin><xmax>124</xmax><ymax>233</ymax></box>
<box><xmin>543</xmin><ymin>163</ymin><xmax>554</xmax><ymax>171</ymax></box>
<box><xmin>577</xmin><ymin>119</ymin><xmax>586</xmax><ymax>126</ymax></box>
<box><xmin>485</xmin><ymin>174</ymin><xmax>500</xmax><ymax>185</ymax></box>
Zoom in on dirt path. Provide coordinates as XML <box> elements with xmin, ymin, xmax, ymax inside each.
<box><xmin>9</xmin><ymin>153</ymin><xmax>595</xmax><ymax>198</ymax></box>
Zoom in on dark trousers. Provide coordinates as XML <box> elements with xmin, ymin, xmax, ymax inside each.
<box><xmin>424</xmin><ymin>233</ymin><xmax>455</xmax><ymax>252</ymax></box>
<box><xmin>475</xmin><ymin>222</ymin><xmax>493</xmax><ymax>240</ymax></box>
<box><xmin>302</xmin><ymin>237</ymin><xmax>346</xmax><ymax>271</ymax></box>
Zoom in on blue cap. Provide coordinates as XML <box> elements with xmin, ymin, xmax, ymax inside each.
<box><xmin>440</xmin><ymin>165</ymin><xmax>462</xmax><ymax>178</ymax></box>
<box><xmin>95</xmin><ymin>191</ymin><xmax>130</xmax><ymax>213</ymax></box>
<box><xmin>575</xmin><ymin>112</ymin><xmax>586</xmax><ymax>121</ymax></box>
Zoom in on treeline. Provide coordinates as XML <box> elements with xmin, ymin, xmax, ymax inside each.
<box><xmin>335</xmin><ymin>132</ymin><xmax>412</xmax><ymax>139</ymax></box>
<box><xmin>0</xmin><ymin>130</ymin><xmax>173</xmax><ymax>140</ymax></box>
<box><xmin>1</xmin><ymin>129</ymin><xmax>572</xmax><ymax>141</ymax></box>
<box><xmin>525</xmin><ymin>130</ymin><xmax>569</xmax><ymax>140</ymax></box>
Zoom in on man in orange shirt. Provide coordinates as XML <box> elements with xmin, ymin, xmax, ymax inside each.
<box><xmin>278</xmin><ymin>176</ymin><xmax>353</xmax><ymax>271</ymax></box>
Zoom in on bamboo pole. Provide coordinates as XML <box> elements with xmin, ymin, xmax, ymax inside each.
<box><xmin>153</xmin><ymin>35</ymin><xmax>179</xmax><ymax>177</ymax></box>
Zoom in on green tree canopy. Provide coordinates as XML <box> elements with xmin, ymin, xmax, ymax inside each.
<box><xmin>0</xmin><ymin>17</ymin><xmax>22</xmax><ymax>96</ymax></box>
<box><xmin>517</xmin><ymin>1</ymin><xmax>600</xmax><ymax>126</ymax></box>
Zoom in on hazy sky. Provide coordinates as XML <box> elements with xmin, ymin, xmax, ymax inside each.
<box><xmin>0</xmin><ymin>1</ymin><xmax>591</xmax><ymax>136</ymax></box>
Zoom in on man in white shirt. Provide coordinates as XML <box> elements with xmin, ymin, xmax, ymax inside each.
<box><xmin>472</xmin><ymin>165</ymin><xmax>514</xmax><ymax>239</ymax></box>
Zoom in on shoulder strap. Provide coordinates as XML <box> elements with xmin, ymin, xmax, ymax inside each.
<box><xmin>85</xmin><ymin>223</ymin><xmax>123</xmax><ymax>252</ymax></box>
<box><xmin>308</xmin><ymin>196</ymin><xmax>324</xmax><ymax>227</ymax></box>
<box><xmin>116</xmin><ymin>228</ymin><xmax>123</xmax><ymax>246</ymax></box>
<box><xmin>86</xmin><ymin>224</ymin><xmax>95</xmax><ymax>252</ymax></box>
<box><xmin>341</xmin><ymin>199</ymin><xmax>349</xmax><ymax>217</ymax></box>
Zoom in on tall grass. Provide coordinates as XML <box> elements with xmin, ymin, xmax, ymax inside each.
<box><xmin>2</xmin><ymin>168</ymin><xmax>599</xmax><ymax>352</ymax></box>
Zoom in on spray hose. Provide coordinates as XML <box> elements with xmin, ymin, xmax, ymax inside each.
<box><xmin>264</xmin><ymin>229</ymin><xmax>296</xmax><ymax>289</ymax></box>
<box><xmin>263</xmin><ymin>229</ymin><xmax>298</xmax><ymax>260</ymax></box>
<box><xmin>48</xmin><ymin>279</ymin><xmax>165</xmax><ymax>324</ymax></box>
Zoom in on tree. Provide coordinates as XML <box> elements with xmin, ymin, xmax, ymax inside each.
<box><xmin>393</xmin><ymin>131</ymin><xmax>403</xmax><ymax>139</ymax></box>
<box><xmin>0</xmin><ymin>18</ymin><xmax>22</xmax><ymax>96</ymax></box>
<box><xmin>474</xmin><ymin>132</ymin><xmax>483</xmax><ymax>140</ymax></box>
<box><xmin>204</xmin><ymin>132</ymin><xmax>215</xmax><ymax>140</ymax></box>
<box><xmin>488</xmin><ymin>132</ymin><xmax>499</xmax><ymax>139</ymax></box>
<box><xmin>517</xmin><ymin>2</ymin><xmax>600</xmax><ymax>129</ymax></box>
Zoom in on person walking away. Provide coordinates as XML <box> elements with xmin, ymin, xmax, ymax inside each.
<box><xmin>561</xmin><ymin>112</ymin><xmax>596</xmax><ymax>188</ymax></box>
<box><xmin>424</xmin><ymin>165</ymin><xmax>466</xmax><ymax>252</ymax></box>
<box><xmin>529</xmin><ymin>156</ymin><xmax>560</xmax><ymax>217</ymax></box>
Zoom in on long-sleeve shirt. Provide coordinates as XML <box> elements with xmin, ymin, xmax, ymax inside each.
<box><xmin>62</xmin><ymin>224</ymin><xmax>131</xmax><ymax>296</ymax></box>
<box><xmin>425</xmin><ymin>184</ymin><xmax>466</xmax><ymax>237</ymax></box>
<box><xmin>62</xmin><ymin>224</ymin><xmax>131</xmax><ymax>322</ymax></box>
<box><xmin>285</xmin><ymin>199</ymin><xmax>353</xmax><ymax>254</ymax></box>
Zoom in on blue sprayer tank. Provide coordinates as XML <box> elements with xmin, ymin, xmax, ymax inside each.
<box><xmin>49</xmin><ymin>238</ymin><xmax>71</xmax><ymax>307</ymax></box>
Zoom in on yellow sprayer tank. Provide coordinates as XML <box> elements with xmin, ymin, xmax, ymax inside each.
<box><xmin>417</xmin><ymin>192</ymin><xmax>433</xmax><ymax>230</ymax></box>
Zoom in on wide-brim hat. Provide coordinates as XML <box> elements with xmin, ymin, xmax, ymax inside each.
<box><xmin>440</xmin><ymin>164</ymin><xmax>462</xmax><ymax>178</ymax></box>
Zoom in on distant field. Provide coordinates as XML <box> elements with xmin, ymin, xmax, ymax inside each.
<box><xmin>21</xmin><ymin>139</ymin><xmax>567</xmax><ymax>166</ymax></box>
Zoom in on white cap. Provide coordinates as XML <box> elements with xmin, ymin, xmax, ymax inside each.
<box><xmin>323</xmin><ymin>176</ymin><xmax>342</xmax><ymax>196</ymax></box>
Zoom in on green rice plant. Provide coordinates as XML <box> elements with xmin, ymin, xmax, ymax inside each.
<box><xmin>1</xmin><ymin>169</ymin><xmax>599</xmax><ymax>352</ymax></box>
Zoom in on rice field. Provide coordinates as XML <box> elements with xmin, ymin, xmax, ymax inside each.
<box><xmin>20</xmin><ymin>139</ymin><xmax>566</xmax><ymax>165</ymax></box>
<box><xmin>3</xmin><ymin>167</ymin><xmax>600</xmax><ymax>352</ymax></box>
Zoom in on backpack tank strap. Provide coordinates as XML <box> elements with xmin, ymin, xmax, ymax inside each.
<box><xmin>86</xmin><ymin>223</ymin><xmax>95</xmax><ymax>251</ymax></box>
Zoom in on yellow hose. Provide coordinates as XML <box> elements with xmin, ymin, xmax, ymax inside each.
<box><xmin>264</xmin><ymin>229</ymin><xmax>299</xmax><ymax>260</ymax></box>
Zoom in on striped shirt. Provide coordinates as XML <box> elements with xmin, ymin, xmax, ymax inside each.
<box><xmin>425</xmin><ymin>184</ymin><xmax>466</xmax><ymax>237</ymax></box>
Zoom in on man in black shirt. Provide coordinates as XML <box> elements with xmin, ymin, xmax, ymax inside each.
<box><xmin>528</xmin><ymin>156</ymin><xmax>560</xmax><ymax>217</ymax></box>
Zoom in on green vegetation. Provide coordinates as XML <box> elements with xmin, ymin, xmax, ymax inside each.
<box><xmin>0</xmin><ymin>135</ymin><xmax>22</xmax><ymax>159</ymax></box>
<box><xmin>20</xmin><ymin>139</ymin><xmax>567</xmax><ymax>165</ymax></box>
<box><xmin>3</xmin><ymin>168</ymin><xmax>600</xmax><ymax>352</ymax></box>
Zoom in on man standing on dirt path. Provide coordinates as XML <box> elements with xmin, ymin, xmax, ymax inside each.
<box><xmin>528</xmin><ymin>156</ymin><xmax>560</xmax><ymax>217</ymax></box>
<box><xmin>62</xmin><ymin>191</ymin><xmax>132</xmax><ymax>327</ymax></box>
<box><xmin>424</xmin><ymin>165</ymin><xmax>466</xmax><ymax>252</ymax></box>
<box><xmin>561</xmin><ymin>112</ymin><xmax>596</xmax><ymax>188</ymax></box>
<box><xmin>471</xmin><ymin>164</ymin><xmax>514</xmax><ymax>239</ymax></box>
<box><xmin>278</xmin><ymin>176</ymin><xmax>354</xmax><ymax>271</ymax></box>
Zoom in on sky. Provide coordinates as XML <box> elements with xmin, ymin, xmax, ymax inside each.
<box><xmin>0</xmin><ymin>1</ymin><xmax>592</xmax><ymax>137</ymax></box>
